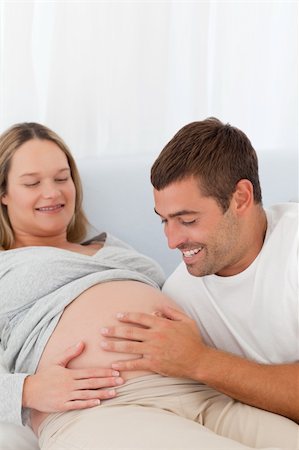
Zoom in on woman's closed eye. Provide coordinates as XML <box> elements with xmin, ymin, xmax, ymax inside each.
<box><xmin>24</xmin><ymin>181</ymin><xmax>40</xmax><ymax>187</ymax></box>
<box><xmin>24</xmin><ymin>177</ymin><xmax>69</xmax><ymax>187</ymax></box>
<box><xmin>55</xmin><ymin>177</ymin><xmax>69</xmax><ymax>183</ymax></box>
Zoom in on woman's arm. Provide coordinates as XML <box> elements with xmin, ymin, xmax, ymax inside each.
<box><xmin>0</xmin><ymin>372</ymin><xmax>29</xmax><ymax>425</ymax></box>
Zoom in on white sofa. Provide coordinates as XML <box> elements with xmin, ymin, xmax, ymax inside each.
<box><xmin>0</xmin><ymin>153</ymin><xmax>297</xmax><ymax>450</ymax></box>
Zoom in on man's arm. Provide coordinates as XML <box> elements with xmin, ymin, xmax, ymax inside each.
<box><xmin>100</xmin><ymin>306</ymin><xmax>299</xmax><ymax>423</ymax></box>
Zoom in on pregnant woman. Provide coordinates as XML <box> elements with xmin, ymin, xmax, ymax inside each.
<box><xmin>0</xmin><ymin>122</ymin><xmax>282</xmax><ymax>450</ymax></box>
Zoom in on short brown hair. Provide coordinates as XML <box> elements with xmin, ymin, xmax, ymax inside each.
<box><xmin>151</xmin><ymin>117</ymin><xmax>262</xmax><ymax>211</ymax></box>
<box><xmin>0</xmin><ymin>122</ymin><xmax>89</xmax><ymax>249</ymax></box>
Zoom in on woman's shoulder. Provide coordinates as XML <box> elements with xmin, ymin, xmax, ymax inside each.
<box><xmin>82</xmin><ymin>232</ymin><xmax>107</xmax><ymax>246</ymax></box>
<box><xmin>83</xmin><ymin>232</ymin><xmax>136</xmax><ymax>252</ymax></box>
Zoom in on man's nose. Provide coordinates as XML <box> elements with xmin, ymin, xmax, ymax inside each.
<box><xmin>165</xmin><ymin>223</ymin><xmax>186</xmax><ymax>249</ymax></box>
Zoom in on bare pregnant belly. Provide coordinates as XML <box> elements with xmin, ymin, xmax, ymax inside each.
<box><xmin>31</xmin><ymin>280</ymin><xmax>178</xmax><ymax>432</ymax></box>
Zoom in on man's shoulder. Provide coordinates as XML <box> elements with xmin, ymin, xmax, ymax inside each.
<box><xmin>266</xmin><ymin>202</ymin><xmax>298</xmax><ymax>233</ymax></box>
<box><xmin>267</xmin><ymin>202</ymin><xmax>298</xmax><ymax>218</ymax></box>
<box><xmin>263</xmin><ymin>203</ymin><xmax>298</xmax><ymax>263</ymax></box>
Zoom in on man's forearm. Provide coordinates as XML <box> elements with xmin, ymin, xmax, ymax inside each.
<box><xmin>197</xmin><ymin>347</ymin><xmax>299</xmax><ymax>423</ymax></box>
<box><xmin>100</xmin><ymin>308</ymin><xmax>299</xmax><ymax>422</ymax></box>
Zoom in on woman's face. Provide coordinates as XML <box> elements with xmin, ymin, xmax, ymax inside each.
<box><xmin>1</xmin><ymin>138</ymin><xmax>76</xmax><ymax>244</ymax></box>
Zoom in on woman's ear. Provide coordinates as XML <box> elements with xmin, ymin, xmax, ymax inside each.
<box><xmin>1</xmin><ymin>194</ymin><xmax>8</xmax><ymax>206</ymax></box>
<box><xmin>232</xmin><ymin>179</ymin><xmax>254</xmax><ymax>214</ymax></box>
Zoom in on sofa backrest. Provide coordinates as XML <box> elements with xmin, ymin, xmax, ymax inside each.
<box><xmin>77</xmin><ymin>152</ymin><xmax>298</xmax><ymax>276</ymax></box>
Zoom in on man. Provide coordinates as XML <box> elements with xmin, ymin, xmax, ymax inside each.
<box><xmin>100</xmin><ymin>118</ymin><xmax>299</xmax><ymax>448</ymax></box>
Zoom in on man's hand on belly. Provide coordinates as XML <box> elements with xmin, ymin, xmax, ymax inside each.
<box><xmin>23</xmin><ymin>341</ymin><xmax>124</xmax><ymax>412</ymax></box>
<box><xmin>100</xmin><ymin>306</ymin><xmax>206</xmax><ymax>378</ymax></box>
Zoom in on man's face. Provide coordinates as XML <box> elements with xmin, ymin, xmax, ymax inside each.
<box><xmin>154</xmin><ymin>176</ymin><xmax>247</xmax><ymax>277</ymax></box>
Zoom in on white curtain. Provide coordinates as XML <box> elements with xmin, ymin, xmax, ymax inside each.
<box><xmin>0</xmin><ymin>1</ymin><xmax>297</xmax><ymax>160</ymax></box>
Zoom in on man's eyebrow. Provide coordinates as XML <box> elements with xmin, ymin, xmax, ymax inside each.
<box><xmin>154</xmin><ymin>208</ymin><xmax>199</xmax><ymax>218</ymax></box>
<box><xmin>19</xmin><ymin>168</ymin><xmax>70</xmax><ymax>178</ymax></box>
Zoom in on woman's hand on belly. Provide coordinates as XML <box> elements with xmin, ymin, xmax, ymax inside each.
<box><xmin>24</xmin><ymin>341</ymin><xmax>124</xmax><ymax>413</ymax></box>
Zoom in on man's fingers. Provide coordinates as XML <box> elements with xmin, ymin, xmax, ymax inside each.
<box><xmin>111</xmin><ymin>358</ymin><xmax>149</xmax><ymax>372</ymax></box>
<box><xmin>101</xmin><ymin>325</ymin><xmax>147</xmax><ymax>341</ymax></box>
<box><xmin>115</xmin><ymin>311</ymin><xmax>160</xmax><ymax>327</ymax></box>
<box><xmin>113</xmin><ymin>308</ymin><xmax>191</xmax><ymax>328</ymax></box>
<box><xmin>159</xmin><ymin>305</ymin><xmax>190</xmax><ymax>321</ymax></box>
<box><xmin>100</xmin><ymin>311</ymin><xmax>166</xmax><ymax>341</ymax></box>
<box><xmin>101</xmin><ymin>338</ymin><xmax>143</xmax><ymax>355</ymax></box>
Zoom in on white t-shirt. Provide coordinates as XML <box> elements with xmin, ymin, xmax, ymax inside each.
<box><xmin>162</xmin><ymin>203</ymin><xmax>299</xmax><ymax>364</ymax></box>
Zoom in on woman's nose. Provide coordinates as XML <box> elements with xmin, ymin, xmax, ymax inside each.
<box><xmin>41</xmin><ymin>182</ymin><xmax>60</xmax><ymax>199</ymax></box>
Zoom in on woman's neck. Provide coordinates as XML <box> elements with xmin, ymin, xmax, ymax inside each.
<box><xmin>12</xmin><ymin>233</ymin><xmax>71</xmax><ymax>249</ymax></box>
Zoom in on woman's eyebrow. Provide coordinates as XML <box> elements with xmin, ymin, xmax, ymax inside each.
<box><xmin>19</xmin><ymin>168</ymin><xmax>70</xmax><ymax>178</ymax></box>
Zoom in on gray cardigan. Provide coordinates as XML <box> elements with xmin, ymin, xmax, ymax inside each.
<box><xmin>0</xmin><ymin>234</ymin><xmax>165</xmax><ymax>425</ymax></box>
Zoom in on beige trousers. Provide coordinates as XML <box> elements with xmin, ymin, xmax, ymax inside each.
<box><xmin>38</xmin><ymin>375</ymin><xmax>299</xmax><ymax>450</ymax></box>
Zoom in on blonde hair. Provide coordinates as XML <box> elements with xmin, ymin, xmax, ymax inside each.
<box><xmin>0</xmin><ymin>122</ymin><xmax>89</xmax><ymax>249</ymax></box>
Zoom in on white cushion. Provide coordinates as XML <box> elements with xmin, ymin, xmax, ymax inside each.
<box><xmin>0</xmin><ymin>349</ymin><xmax>39</xmax><ymax>449</ymax></box>
<box><xmin>0</xmin><ymin>423</ymin><xmax>39</xmax><ymax>450</ymax></box>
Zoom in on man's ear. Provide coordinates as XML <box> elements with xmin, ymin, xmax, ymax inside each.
<box><xmin>232</xmin><ymin>179</ymin><xmax>254</xmax><ymax>214</ymax></box>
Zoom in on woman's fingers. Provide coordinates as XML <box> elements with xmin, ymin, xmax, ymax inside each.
<box><xmin>75</xmin><ymin>375</ymin><xmax>124</xmax><ymax>390</ymax></box>
<box><xmin>64</xmin><ymin>399</ymin><xmax>101</xmax><ymax>410</ymax></box>
<box><xmin>69</xmin><ymin>388</ymin><xmax>117</xmax><ymax>402</ymax></box>
<box><xmin>55</xmin><ymin>341</ymin><xmax>85</xmax><ymax>367</ymax></box>
<box><xmin>25</xmin><ymin>366</ymin><xmax>124</xmax><ymax>412</ymax></box>
<box><xmin>73</xmin><ymin>367</ymin><xmax>122</xmax><ymax>380</ymax></box>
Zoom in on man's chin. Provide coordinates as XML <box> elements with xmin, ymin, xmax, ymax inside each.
<box><xmin>185</xmin><ymin>258</ymin><xmax>216</xmax><ymax>277</ymax></box>
<box><xmin>185</xmin><ymin>263</ymin><xmax>204</xmax><ymax>277</ymax></box>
